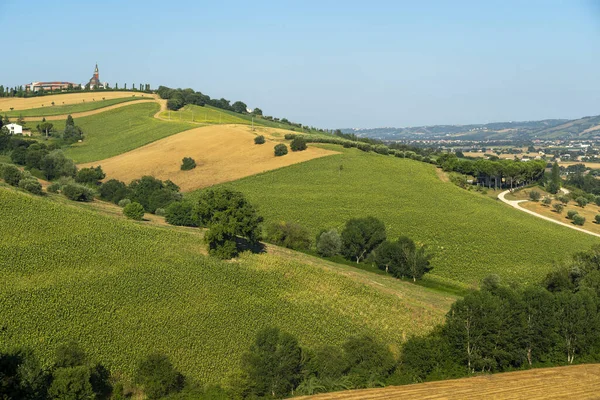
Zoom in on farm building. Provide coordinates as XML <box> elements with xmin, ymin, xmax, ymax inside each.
<box><xmin>25</xmin><ymin>81</ymin><xmax>79</xmax><ymax>92</ymax></box>
<box><xmin>5</xmin><ymin>123</ymin><xmax>23</xmax><ymax>135</ymax></box>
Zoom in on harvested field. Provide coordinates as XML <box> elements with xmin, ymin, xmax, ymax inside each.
<box><xmin>81</xmin><ymin>125</ymin><xmax>338</xmax><ymax>191</ymax></box>
<box><xmin>0</xmin><ymin>91</ymin><xmax>146</xmax><ymax>111</ymax></box>
<box><xmin>297</xmin><ymin>364</ymin><xmax>600</xmax><ymax>400</ymax></box>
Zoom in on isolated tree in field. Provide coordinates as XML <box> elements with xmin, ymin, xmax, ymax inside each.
<box><xmin>38</xmin><ymin>121</ymin><xmax>53</xmax><ymax>138</ymax></box>
<box><xmin>553</xmin><ymin>203</ymin><xmax>564</xmax><ymax>214</ymax></box>
<box><xmin>290</xmin><ymin>137</ymin><xmax>307</xmax><ymax>152</ymax></box>
<box><xmin>253</xmin><ymin>107</ymin><xmax>263</xmax><ymax>116</ymax></box>
<box><xmin>341</xmin><ymin>217</ymin><xmax>386</xmax><ymax>263</ymax></box>
<box><xmin>542</xmin><ymin>197</ymin><xmax>552</xmax><ymax>207</ymax></box>
<box><xmin>274</xmin><ymin>143</ymin><xmax>288</xmax><ymax>157</ymax></box>
<box><xmin>135</xmin><ymin>353</ymin><xmax>184</xmax><ymax>399</ymax></box>
<box><xmin>123</xmin><ymin>202</ymin><xmax>145</xmax><ymax>220</ymax></box>
<box><xmin>529</xmin><ymin>190</ymin><xmax>541</xmax><ymax>201</ymax></box>
<box><xmin>180</xmin><ymin>157</ymin><xmax>196</xmax><ymax>171</ymax></box>
<box><xmin>232</xmin><ymin>101</ymin><xmax>248</xmax><ymax>114</ymax></box>
<box><xmin>316</xmin><ymin>229</ymin><xmax>342</xmax><ymax>257</ymax></box>
<box><xmin>572</xmin><ymin>214</ymin><xmax>585</xmax><ymax>226</ymax></box>
<box><xmin>241</xmin><ymin>327</ymin><xmax>302</xmax><ymax>398</ymax></box>
<box><xmin>254</xmin><ymin>135</ymin><xmax>265</xmax><ymax>144</ymax></box>
<box><xmin>576</xmin><ymin>196</ymin><xmax>588</xmax><ymax>208</ymax></box>
<box><xmin>193</xmin><ymin>188</ymin><xmax>263</xmax><ymax>258</ymax></box>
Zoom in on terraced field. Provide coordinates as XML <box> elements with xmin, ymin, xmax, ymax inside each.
<box><xmin>29</xmin><ymin>102</ymin><xmax>195</xmax><ymax>163</ymax></box>
<box><xmin>208</xmin><ymin>147</ymin><xmax>599</xmax><ymax>286</ymax></box>
<box><xmin>1</xmin><ymin>96</ymin><xmax>151</xmax><ymax>118</ymax></box>
<box><xmin>82</xmin><ymin>124</ymin><xmax>338</xmax><ymax>191</ymax></box>
<box><xmin>0</xmin><ymin>186</ymin><xmax>456</xmax><ymax>383</ymax></box>
<box><xmin>299</xmin><ymin>364</ymin><xmax>600</xmax><ymax>400</ymax></box>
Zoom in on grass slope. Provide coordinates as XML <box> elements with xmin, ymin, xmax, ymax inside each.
<box><xmin>1</xmin><ymin>97</ymin><xmax>151</xmax><ymax>118</ymax></box>
<box><xmin>160</xmin><ymin>104</ymin><xmax>313</xmax><ymax>131</ymax></box>
<box><xmin>0</xmin><ymin>187</ymin><xmax>455</xmax><ymax>383</ymax></box>
<box><xmin>206</xmin><ymin>147</ymin><xmax>598</xmax><ymax>286</ymax></box>
<box><xmin>33</xmin><ymin>102</ymin><xmax>194</xmax><ymax>163</ymax></box>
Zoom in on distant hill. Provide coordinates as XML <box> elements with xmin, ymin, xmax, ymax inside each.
<box><xmin>343</xmin><ymin>114</ymin><xmax>600</xmax><ymax>141</ymax></box>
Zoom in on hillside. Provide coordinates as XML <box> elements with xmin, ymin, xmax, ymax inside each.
<box><xmin>344</xmin><ymin>115</ymin><xmax>600</xmax><ymax>140</ymax></box>
<box><xmin>81</xmin><ymin>125</ymin><xmax>338</xmax><ymax>191</ymax></box>
<box><xmin>0</xmin><ymin>186</ymin><xmax>456</xmax><ymax>383</ymax></box>
<box><xmin>298</xmin><ymin>364</ymin><xmax>600</xmax><ymax>400</ymax></box>
<box><xmin>206</xmin><ymin>146</ymin><xmax>598</xmax><ymax>286</ymax></box>
<box><xmin>28</xmin><ymin>102</ymin><xmax>195</xmax><ymax>163</ymax></box>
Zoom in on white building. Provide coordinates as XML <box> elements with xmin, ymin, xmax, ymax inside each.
<box><xmin>5</xmin><ymin>123</ymin><xmax>23</xmax><ymax>135</ymax></box>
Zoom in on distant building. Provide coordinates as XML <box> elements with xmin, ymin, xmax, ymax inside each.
<box><xmin>5</xmin><ymin>123</ymin><xmax>23</xmax><ymax>135</ymax></box>
<box><xmin>25</xmin><ymin>81</ymin><xmax>79</xmax><ymax>92</ymax></box>
<box><xmin>86</xmin><ymin>63</ymin><xmax>107</xmax><ymax>89</ymax></box>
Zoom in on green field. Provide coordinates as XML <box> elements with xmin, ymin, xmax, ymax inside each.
<box><xmin>160</xmin><ymin>104</ymin><xmax>318</xmax><ymax>132</ymax></box>
<box><xmin>1</xmin><ymin>97</ymin><xmax>152</xmax><ymax>118</ymax></box>
<box><xmin>202</xmin><ymin>146</ymin><xmax>599</xmax><ymax>286</ymax></box>
<box><xmin>29</xmin><ymin>102</ymin><xmax>194</xmax><ymax>163</ymax></box>
<box><xmin>0</xmin><ymin>186</ymin><xmax>455</xmax><ymax>383</ymax></box>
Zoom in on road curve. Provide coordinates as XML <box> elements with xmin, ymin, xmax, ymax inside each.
<box><xmin>497</xmin><ymin>190</ymin><xmax>600</xmax><ymax>238</ymax></box>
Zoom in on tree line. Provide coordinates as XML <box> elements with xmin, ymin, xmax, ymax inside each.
<box><xmin>438</xmin><ymin>153</ymin><xmax>547</xmax><ymax>189</ymax></box>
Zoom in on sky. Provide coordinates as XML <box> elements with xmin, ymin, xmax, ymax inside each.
<box><xmin>1</xmin><ymin>0</ymin><xmax>599</xmax><ymax>128</ymax></box>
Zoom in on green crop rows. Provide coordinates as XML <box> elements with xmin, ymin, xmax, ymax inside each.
<box><xmin>0</xmin><ymin>187</ymin><xmax>453</xmax><ymax>383</ymax></box>
<box><xmin>1</xmin><ymin>97</ymin><xmax>152</xmax><ymax>118</ymax></box>
<box><xmin>28</xmin><ymin>102</ymin><xmax>194</xmax><ymax>163</ymax></box>
<box><xmin>206</xmin><ymin>146</ymin><xmax>599</xmax><ymax>286</ymax></box>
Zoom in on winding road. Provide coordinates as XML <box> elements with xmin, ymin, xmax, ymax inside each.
<box><xmin>497</xmin><ymin>188</ymin><xmax>600</xmax><ymax>238</ymax></box>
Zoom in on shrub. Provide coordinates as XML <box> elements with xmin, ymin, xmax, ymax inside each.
<box><xmin>118</xmin><ymin>198</ymin><xmax>131</xmax><ymax>208</ymax></box>
<box><xmin>595</xmin><ymin>215</ymin><xmax>600</xmax><ymax>224</ymax></box>
<box><xmin>47</xmin><ymin>181</ymin><xmax>61</xmax><ymax>193</ymax></box>
<box><xmin>567</xmin><ymin>210</ymin><xmax>579</xmax><ymax>220</ymax></box>
<box><xmin>2</xmin><ymin>164</ymin><xmax>23</xmax><ymax>186</ymax></box>
<box><xmin>254</xmin><ymin>135</ymin><xmax>265</xmax><ymax>144</ymax></box>
<box><xmin>573</xmin><ymin>214</ymin><xmax>585</xmax><ymax>226</ymax></box>
<box><xmin>265</xmin><ymin>221</ymin><xmax>311</xmax><ymax>250</ymax></box>
<box><xmin>165</xmin><ymin>201</ymin><xmax>197</xmax><ymax>227</ymax></box>
<box><xmin>62</xmin><ymin>182</ymin><xmax>95</xmax><ymax>202</ymax></box>
<box><xmin>18</xmin><ymin>178</ymin><xmax>43</xmax><ymax>195</ymax></box>
<box><xmin>529</xmin><ymin>190</ymin><xmax>541</xmax><ymax>201</ymax></box>
<box><xmin>316</xmin><ymin>229</ymin><xmax>342</xmax><ymax>257</ymax></box>
<box><xmin>290</xmin><ymin>137</ymin><xmax>307</xmax><ymax>152</ymax></box>
<box><xmin>595</xmin><ymin>196</ymin><xmax>600</xmax><ymax>207</ymax></box>
<box><xmin>123</xmin><ymin>202</ymin><xmax>145</xmax><ymax>220</ymax></box>
<box><xmin>576</xmin><ymin>196</ymin><xmax>589</xmax><ymax>208</ymax></box>
<box><xmin>40</xmin><ymin>150</ymin><xmax>77</xmax><ymax>180</ymax></box>
<box><xmin>274</xmin><ymin>143</ymin><xmax>288</xmax><ymax>156</ymax></box>
<box><xmin>99</xmin><ymin>179</ymin><xmax>129</xmax><ymax>204</ymax></box>
<box><xmin>373</xmin><ymin>145</ymin><xmax>390</xmax><ymax>155</ymax></box>
<box><xmin>135</xmin><ymin>353</ymin><xmax>184</xmax><ymax>400</ymax></box>
<box><xmin>181</xmin><ymin>157</ymin><xmax>196</xmax><ymax>171</ymax></box>
<box><xmin>553</xmin><ymin>203</ymin><xmax>564</xmax><ymax>214</ymax></box>
<box><xmin>557</xmin><ymin>195</ymin><xmax>570</xmax><ymax>204</ymax></box>
<box><xmin>154</xmin><ymin>208</ymin><xmax>166</xmax><ymax>216</ymax></box>
<box><xmin>542</xmin><ymin>197</ymin><xmax>552</xmax><ymax>206</ymax></box>
<box><xmin>284</xmin><ymin>133</ymin><xmax>296</xmax><ymax>140</ymax></box>
<box><xmin>75</xmin><ymin>166</ymin><xmax>105</xmax><ymax>184</ymax></box>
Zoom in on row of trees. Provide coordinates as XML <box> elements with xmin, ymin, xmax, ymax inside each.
<box><xmin>438</xmin><ymin>153</ymin><xmax>547</xmax><ymax>189</ymax></box>
<box><xmin>0</xmin><ymin>84</ymin><xmax>151</xmax><ymax>98</ymax></box>
<box><xmin>398</xmin><ymin>245</ymin><xmax>600</xmax><ymax>383</ymax></box>
<box><xmin>157</xmin><ymin>85</ymin><xmax>256</xmax><ymax>114</ymax></box>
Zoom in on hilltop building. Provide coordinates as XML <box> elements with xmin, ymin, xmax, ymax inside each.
<box><xmin>86</xmin><ymin>63</ymin><xmax>107</xmax><ymax>89</ymax></box>
<box><xmin>25</xmin><ymin>81</ymin><xmax>79</xmax><ymax>92</ymax></box>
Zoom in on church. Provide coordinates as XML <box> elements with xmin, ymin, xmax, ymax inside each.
<box><xmin>86</xmin><ymin>64</ymin><xmax>107</xmax><ymax>89</ymax></box>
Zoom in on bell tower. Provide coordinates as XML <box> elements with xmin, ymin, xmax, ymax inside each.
<box><xmin>93</xmin><ymin>63</ymin><xmax>99</xmax><ymax>80</ymax></box>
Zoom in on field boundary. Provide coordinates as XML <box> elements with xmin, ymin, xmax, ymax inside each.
<box><xmin>20</xmin><ymin>98</ymin><xmax>156</xmax><ymax>122</ymax></box>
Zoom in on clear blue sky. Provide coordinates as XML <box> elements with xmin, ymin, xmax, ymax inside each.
<box><xmin>1</xmin><ymin>0</ymin><xmax>599</xmax><ymax>128</ymax></box>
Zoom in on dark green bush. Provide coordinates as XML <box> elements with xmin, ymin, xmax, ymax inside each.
<box><xmin>181</xmin><ymin>157</ymin><xmax>196</xmax><ymax>171</ymax></box>
<box><xmin>135</xmin><ymin>353</ymin><xmax>184</xmax><ymax>399</ymax></box>
<box><xmin>573</xmin><ymin>214</ymin><xmax>586</xmax><ymax>226</ymax></box>
<box><xmin>18</xmin><ymin>178</ymin><xmax>43</xmax><ymax>195</ymax></box>
<box><xmin>165</xmin><ymin>202</ymin><xmax>197</xmax><ymax>227</ymax></box>
<box><xmin>567</xmin><ymin>210</ymin><xmax>578</xmax><ymax>220</ymax></box>
<box><xmin>62</xmin><ymin>182</ymin><xmax>95</xmax><ymax>202</ymax></box>
<box><xmin>254</xmin><ymin>135</ymin><xmax>265</xmax><ymax>144</ymax></box>
<box><xmin>2</xmin><ymin>164</ymin><xmax>23</xmax><ymax>186</ymax></box>
<box><xmin>290</xmin><ymin>137</ymin><xmax>307</xmax><ymax>152</ymax></box>
<box><xmin>123</xmin><ymin>202</ymin><xmax>145</xmax><ymax>220</ymax></box>
<box><xmin>274</xmin><ymin>144</ymin><xmax>288</xmax><ymax>157</ymax></box>
<box><xmin>316</xmin><ymin>229</ymin><xmax>342</xmax><ymax>257</ymax></box>
<box><xmin>265</xmin><ymin>221</ymin><xmax>311</xmax><ymax>250</ymax></box>
<box><xmin>99</xmin><ymin>179</ymin><xmax>129</xmax><ymax>204</ymax></box>
<box><xmin>75</xmin><ymin>166</ymin><xmax>105</xmax><ymax>184</ymax></box>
